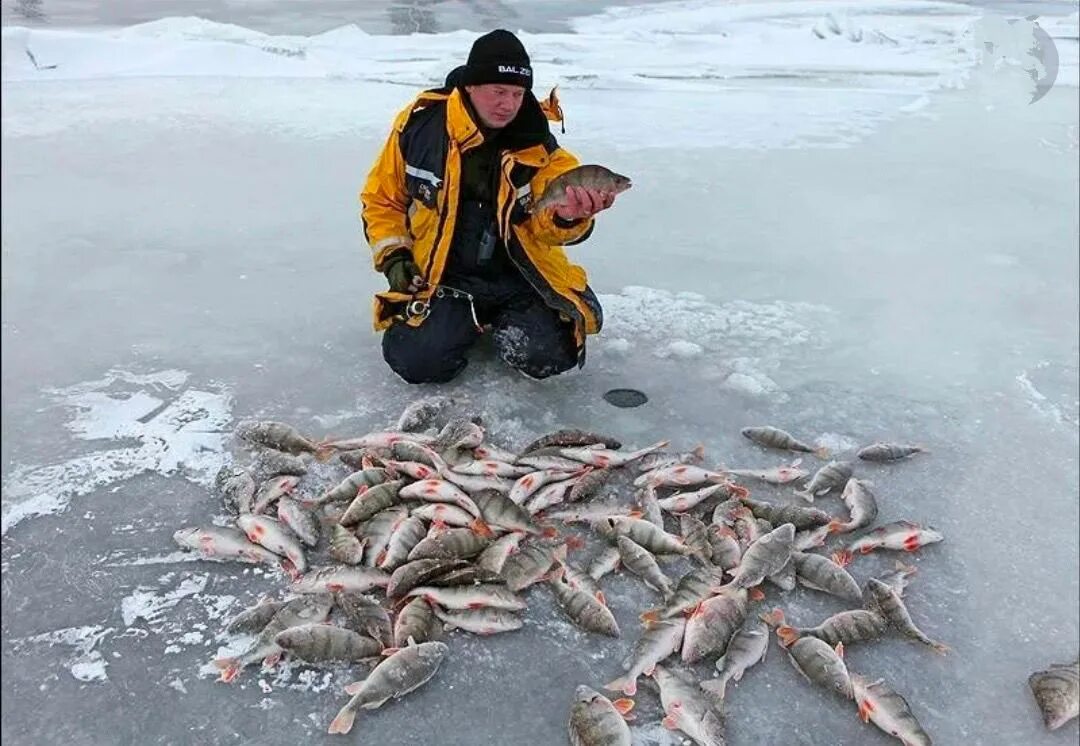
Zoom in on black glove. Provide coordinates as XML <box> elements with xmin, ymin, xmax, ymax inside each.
<box><xmin>382</xmin><ymin>251</ymin><xmax>424</xmax><ymax>293</ymax></box>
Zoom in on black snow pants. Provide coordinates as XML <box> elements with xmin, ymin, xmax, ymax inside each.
<box><xmin>382</xmin><ymin>274</ymin><xmax>582</xmax><ymax>384</ymax></box>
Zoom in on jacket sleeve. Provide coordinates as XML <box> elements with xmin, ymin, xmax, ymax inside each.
<box><xmin>360</xmin><ymin>119</ymin><xmax>414</xmax><ymax>271</ymax></box>
<box><xmin>523</xmin><ymin>146</ymin><xmax>595</xmax><ymax>248</ymax></box>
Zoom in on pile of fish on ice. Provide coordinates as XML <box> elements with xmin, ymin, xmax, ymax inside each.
<box><xmin>172</xmin><ymin>396</ymin><xmax>1080</xmax><ymax>742</ymax></box>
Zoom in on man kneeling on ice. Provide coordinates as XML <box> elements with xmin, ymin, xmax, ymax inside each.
<box><xmin>360</xmin><ymin>29</ymin><xmax>624</xmax><ymax>383</ymax></box>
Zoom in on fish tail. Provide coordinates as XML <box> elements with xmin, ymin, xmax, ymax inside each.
<box><xmin>826</xmin><ymin>520</ymin><xmax>846</xmax><ymax>535</ymax></box>
<box><xmin>793</xmin><ymin>488</ymin><xmax>814</xmax><ymax>503</ymax></box>
<box><xmin>690</xmin><ymin>443</ymin><xmax>706</xmax><ymax>461</ymax></box>
<box><xmin>604</xmin><ymin>675</ymin><xmax>636</xmax><ymax>696</ymax></box>
<box><xmin>930</xmin><ymin>640</ymin><xmax>950</xmax><ymax>656</ymax></box>
<box><xmin>327</xmin><ymin>705</ymin><xmax>357</xmax><ymax>735</ymax></box>
<box><xmin>213</xmin><ymin>658</ymin><xmax>241</xmax><ymax>683</ymax></box>
<box><xmin>313</xmin><ymin>441</ymin><xmax>336</xmax><ymax>463</ymax></box>
<box><xmin>832</xmin><ymin>549</ymin><xmax>854</xmax><ymax>567</ymax></box>
<box><xmin>813</xmin><ymin>446</ymin><xmax>831</xmax><ymax>459</ymax></box>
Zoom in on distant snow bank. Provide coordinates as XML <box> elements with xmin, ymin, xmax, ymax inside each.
<box><xmin>5</xmin><ymin>3</ymin><xmax>1074</xmax><ymax>148</ymax></box>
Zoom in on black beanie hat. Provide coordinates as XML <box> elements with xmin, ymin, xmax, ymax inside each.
<box><xmin>461</xmin><ymin>29</ymin><xmax>533</xmax><ymax>90</ymax></box>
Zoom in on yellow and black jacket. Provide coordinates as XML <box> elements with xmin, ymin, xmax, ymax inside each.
<box><xmin>360</xmin><ymin>82</ymin><xmax>603</xmax><ymax>353</ymax></box>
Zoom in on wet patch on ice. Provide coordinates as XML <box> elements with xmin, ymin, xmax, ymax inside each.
<box><xmin>120</xmin><ymin>572</ymin><xmax>210</xmax><ymax>627</ymax></box>
<box><xmin>1</xmin><ymin>367</ymin><xmax>233</xmax><ymax>535</ymax></box>
<box><xmin>1015</xmin><ymin>362</ymin><xmax>1080</xmax><ymax>437</ymax></box>
<box><xmin>595</xmin><ymin>287</ymin><xmax>830</xmax><ymax>402</ymax></box>
<box><xmin>9</xmin><ymin>624</ymin><xmax>115</xmax><ymax>683</ymax></box>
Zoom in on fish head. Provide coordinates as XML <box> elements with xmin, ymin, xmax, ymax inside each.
<box><xmin>865</xmin><ymin>578</ymin><xmax>892</xmax><ymax>601</ymax></box>
<box><xmin>574</xmin><ymin>685</ymin><xmax>602</xmax><ymax>702</ymax></box>
<box><xmin>611</xmin><ymin>172</ymin><xmax>632</xmax><ymax>193</ymax></box>
<box><xmin>774</xmin><ymin>523</ymin><xmax>797</xmax><ymax>541</ymax></box>
<box><xmin>418</xmin><ymin>641</ymin><xmax>450</xmax><ymax>661</ymax></box>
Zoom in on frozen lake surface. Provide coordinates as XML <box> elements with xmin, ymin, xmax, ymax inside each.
<box><xmin>2</xmin><ymin>1</ymin><xmax>1078</xmax><ymax>744</ymax></box>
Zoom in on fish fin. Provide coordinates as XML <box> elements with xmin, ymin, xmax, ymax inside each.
<box><xmin>749</xmin><ymin>586</ymin><xmax>766</xmax><ymax>602</ymax></box>
<box><xmin>380</xmin><ymin>647</ymin><xmax>400</xmax><ymax>656</ymax></box>
<box><xmin>612</xmin><ymin>698</ymin><xmax>635</xmax><ymax>715</ymax></box>
<box><xmin>604</xmin><ymin>676</ymin><xmax>635</xmax><ymax>696</ymax></box>
<box><xmin>540</xmin><ymin>525</ymin><xmax>559</xmax><ymax>539</ymax></box>
<box><xmin>313</xmin><ymin>442</ymin><xmax>335</xmax><ymax>463</ymax></box>
<box><xmin>469</xmin><ymin>519</ymin><xmax>494</xmax><ymax>539</ymax></box>
<box><xmin>662</xmin><ymin>714</ymin><xmax>679</xmax><ymax>730</ymax></box>
<box><xmin>564</xmin><ymin>535</ymin><xmax>586</xmax><ymax>551</ymax></box>
<box><xmin>826</xmin><ymin>520</ymin><xmax>845</xmax><ymax>534</ymax></box>
<box><xmin>776</xmin><ymin>626</ymin><xmax>800</xmax><ymax>648</ymax></box>
<box><xmin>792</xmin><ymin>489</ymin><xmax>813</xmax><ymax>503</ymax></box>
<box><xmin>595</xmin><ymin>591</ymin><xmax>607</xmax><ymax>606</ymax></box>
<box><xmin>639</xmin><ymin>609</ymin><xmax>660</xmax><ymax>624</ymax></box>
<box><xmin>343</xmin><ymin>681</ymin><xmax>365</xmax><ymax>695</ymax></box>
<box><xmin>691</xmin><ymin>444</ymin><xmax>706</xmax><ymax>461</ymax></box>
<box><xmin>213</xmin><ymin>658</ymin><xmax>241</xmax><ymax>683</ymax></box>
<box><xmin>626</xmin><ymin>510</ymin><xmax>644</xmax><ymax>519</ymax></box>
<box><xmin>281</xmin><ymin>559</ymin><xmax>301</xmax><ymax>582</ymax></box>
<box><xmin>760</xmin><ymin>607</ymin><xmax>785</xmax><ymax>626</ymax></box>
<box><xmin>729</xmin><ymin>483</ymin><xmax>751</xmax><ymax>499</ymax></box>
<box><xmin>327</xmin><ymin>707</ymin><xmax>357</xmax><ymax>734</ymax></box>
<box><xmin>834</xmin><ymin>642</ymin><xmax>845</xmax><ymax>659</ymax></box>
<box><xmin>262</xmin><ymin>652</ymin><xmax>282</xmax><ymax>669</ymax></box>
<box><xmin>431</xmin><ymin>519</ymin><xmax>448</xmax><ymax>533</ymax></box>
<box><xmin>643</xmin><ymin>663</ymin><xmax>656</xmax><ymax>677</ymax></box>
<box><xmin>813</xmin><ymin>446</ymin><xmax>830</xmax><ymax>459</ymax></box>
<box><xmin>857</xmin><ymin>700</ymin><xmax>873</xmax><ymax>723</ymax></box>
<box><xmin>931</xmin><ymin>641</ymin><xmax>950</xmax><ymax>656</ymax></box>
<box><xmin>832</xmin><ymin>550</ymin><xmax>853</xmax><ymax>567</ymax></box>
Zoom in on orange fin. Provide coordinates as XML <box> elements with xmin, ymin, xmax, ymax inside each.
<box><xmin>327</xmin><ymin>708</ymin><xmax>357</xmax><ymax>735</ymax></box>
<box><xmin>612</xmin><ymin>698</ymin><xmax>635</xmax><ymax>715</ymax></box>
<box><xmin>565</xmin><ymin>535</ymin><xmax>586</xmax><ymax>551</ymax></box>
<box><xmin>832</xmin><ymin>550</ymin><xmax>853</xmax><ymax>567</ymax></box>
<box><xmin>469</xmin><ymin>518</ymin><xmax>494</xmax><ymax>539</ymax></box>
<box><xmin>776</xmin><ymin>625</ymin><xmax>800</xmax><ymax>648</ymax></box>
<box><xmin>343</xmin><ymin>681</ymin><xmax>364</xmax><ymax>696</ymax></box>
<box><xmin>858</xmin><ymin>700</ymin><xmax>873</xmax><ymax>722</ymax></box>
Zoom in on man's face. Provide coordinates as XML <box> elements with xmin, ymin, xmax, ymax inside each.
<box><xmin>465</xmin><ymin>84</ymin><xmax>526</xmax><ymax>129</ymax></box>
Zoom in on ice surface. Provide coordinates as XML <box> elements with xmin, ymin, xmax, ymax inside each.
<box><xmin>2</xmin><ymin>1</ymin><xmax>1078</xmax><ymax>745</ymax></box>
